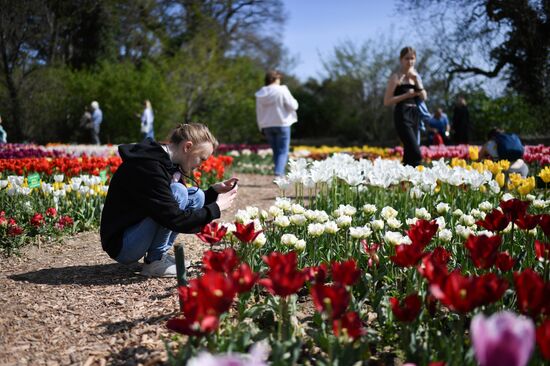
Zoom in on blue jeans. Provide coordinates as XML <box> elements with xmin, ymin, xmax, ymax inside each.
<box><xmin>91</xmin><ymin>125</ymin><xmax>101</xmax><ymax>145</ymax></box>
<box><xmin>142</xmin><ymin>130</ymin><xmax>155</xmax><ymax>141</ymax></box>
<box><xmin>263</xmin><ymin>126</ymin><xmax>291</xmax><ymax>176</ymax></box>
<box><xmin>116</xmin><ymin>183</ymin><xmax>205</xmax><ymax>264</ymax></box>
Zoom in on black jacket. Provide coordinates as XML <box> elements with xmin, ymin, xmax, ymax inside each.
<box><xmin>100</xmin><ymin>139</ymin><xmax>220</xmax><ymax>259</ymax></box>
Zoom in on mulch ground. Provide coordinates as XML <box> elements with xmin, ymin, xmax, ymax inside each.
<box><xmin>0</xmin><ymin>174</ymin><xmax>279</xmax><ymax>366</ymax></box>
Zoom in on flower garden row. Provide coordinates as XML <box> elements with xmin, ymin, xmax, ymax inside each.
<box><xmin>164</xmin><ymin>153</ymin><xmax>549</xmax><ymax>365</ymax></box>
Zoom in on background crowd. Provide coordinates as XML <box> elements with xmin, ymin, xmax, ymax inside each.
<box><xmin>0</xmin><ymin>0</ymin><xmax>548</xmax><ymax>148</ymax></box>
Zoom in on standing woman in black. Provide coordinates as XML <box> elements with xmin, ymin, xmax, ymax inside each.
<box><xmin>384</xmin><ymin>47</ymin><xmax>427</xmax><ymax>167</ymax></box>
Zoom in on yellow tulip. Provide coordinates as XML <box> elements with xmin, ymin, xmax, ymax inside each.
<box><xmin>469</xmin><ymin>146</ymin><xmax>479</xmax><ymax>161</ymax></box>
<box><xmin>496</xmin><ymin>172</ymin><xmax>505</xmax><ymax>187</ymax></box>
<box><xmin>539</xmin><ymin>166</ymin><xmax>550</xmax><ymax>183</ymax></box>
<box><xmin>517</xmin><ymin>177</ymin><xmax>535</xmax><ymax>196</ymax></box>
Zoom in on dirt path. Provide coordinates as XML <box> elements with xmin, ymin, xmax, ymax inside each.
<box><xmin>0</xmin><ymin>174</ymin><xmax>279</xmax><ymax>366</ymax></box>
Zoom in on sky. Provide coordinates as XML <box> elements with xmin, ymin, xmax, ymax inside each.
<box><xmin>282</xmin><ymin>0</ymin><xmax>405</xmax><ymax>81</ymax></box>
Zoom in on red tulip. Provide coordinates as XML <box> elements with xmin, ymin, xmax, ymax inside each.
<box><xmin>516</xmin><ymin>214</ymin><xmax>540</xmax><ymax>231</ymax></box>
<box><xmin>539</xmin><ymin>214</ymin><xmax>550</xmax><ymax>237</ymax></box>
<box><xmin>407</xmin><ymin>219</ymin><xmax>439</xmax><ymax>248</ymax></box>
<box><xmin>535</xmin><ymin>240</ymin><xmax>550</xmax><ymax>260</ymax></box>
<box><xmin>311</xmin><ymin>283</ymin><xmax>350</xmax><ymax>319</ymax></box>
<box><xmin>390</xmin><ymin>293</ymin><xmax>422</xmax><ymax>322</ymax></box>
<box><xmin>196</xmin><ymin>221</ymin><xmax>228</xmax><ymax>245</ymax></box>
<box><xmin>514</xmin><ymin>269</ymin><xmax>547</xmax><ymax>317</ymax></box>
<box><xmin>476</xmin><ymin>209</ymin><xmax>510</xmax><ymax>232</ymax></box>
<box><xmin>331</xmin><ymin>259</ymin><xmax>361</xmax><ymax>286</ymax></box>
<box><xmin>197</xmin><ymin>271</ymin><xmax>237</xmax><ymax>314</ymax></box>
<box><xmin>231</xmin><ymin>263</ymin><xmax>258</xmax><ymax>294</ymax></box>
<box><xmin>202</xmin><ymin>248</ymin><xmax>239</xmax><ymax>273</ymax></box>
<box><xmin>233</xmin><ymin>222</ymin><xmax>262</xmax><ymax>243</ymax></box>
<box><xmin>464</xmin><ymin>234</ymin><xmax>502</xmax><ymax>269</ymax></box>
<box><xmin>166</xmin><ymin>314</ymin><xmax>219</xmax><ymax>336</ymax></box>
<box><xmin>430</xmin><ymin>270</ymin><xmax>508</xmax><ymax>313</ymax></box>
<box><xmin>496</xmin><ymin>251</ymin><xmax>515</xmax><ymax>271</ymax></box>
<box><xmin>536</xmin><ymin>319</ymin><xmax>550</xmax><ymax>360</ymax></box>
<box><xmin>499</xmin><ymin>199</ymin><xmax>530</xmax><ymax>223</ymax></box>
<box><xmin>418</xmin><ymin>248</ymin><xmax>450</xmax><ymax>285</ymax></box>
<box><xmin>391</xmin><ymin>243</ymin><xmax>425</xmax><ymax>267</ymax></box>
<box><xmin>7</xmin><ymin>224</ymin><xmax>23</xmax><ymax>236</ymax></box>
<box><xmin>45</xmin><ymin>207</ymin><xmax>57</xmax><ymax>217</ymax></box>
<box><xmin>303</xmin><ymin>263</ymin><xmax>328</xmax><ymax>284</ymax></box>
<box><xmin>259</xmin><ymin>251</ymin><xmax>306</xmax><ymax>297</ymax></box>
<box><xmin>30</xmin><ymin>213</ymin><xmax>44</xmax><ymax>227</ymax></box>
<box><xmin>332</xmin><ymin>311</ymin><xmax>364</xmax><ymax>340</ymax></box>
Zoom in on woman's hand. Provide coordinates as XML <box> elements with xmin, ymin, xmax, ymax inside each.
<box><xmin>212</xmin><ymin>177</ymin><xmax>239</xmax><ymax>194</ymax></box>
<box><xmin>216</xmin><ymin>188</ymin><xmax>237</xmax><ymax>211</ymax></box>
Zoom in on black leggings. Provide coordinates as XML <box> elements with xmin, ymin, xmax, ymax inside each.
<box><xmin>394</xmin><ymin>104</ymin><xmax>422</xmax><ymax>167</ymax></box>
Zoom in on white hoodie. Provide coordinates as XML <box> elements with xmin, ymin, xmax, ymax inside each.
<box><xmin>255</xmin><ymin>84</ymin><xmax>299</xmax><ymax>130</ymax></box>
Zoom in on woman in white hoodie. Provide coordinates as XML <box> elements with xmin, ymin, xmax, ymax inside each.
<box><xmin>255</xmin><ymin>70</ymin><xmax>299</xmax><ymax>176</ymax></box>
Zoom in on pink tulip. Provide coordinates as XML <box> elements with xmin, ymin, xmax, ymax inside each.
<box><xmin>470</xmin><ymin>311</ymin><xmax>535</xmax><ymax>366</ymax></box>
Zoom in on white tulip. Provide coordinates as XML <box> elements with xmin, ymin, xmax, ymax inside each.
<box><xmin>281</xmin><ymin>233</ymin><xmax>298</xmax><ymax>246</ymax></box>
<box><xmin>371</xmin><ymin>219</ymin><xmax>385</xmax><ymax>231</ymax></box>
<box><xmin>294</xmin><ymin>239</ymin><xmax>306</xmax><ymax>251</ymax></box>
<box><xmin>415</xmin><ymin>207</ymin><xmax>431</xmax><ymax>220</ymax></box>
<box><xmin>274</xmin><ymin>216</ymin><xmax>290</xmax><ymax>228</ymax></box>
<box><xmin>362</xmin><ymin>204</ymin><xmax>377</xmax><ymax>215</ymax></box>
<box><xmin>290</xmin><ymin>214</ymin><xmax>307</xmax><ymax>226</ymax></box>
<box><xmin>308</xmin><ymin>223</ymin><xmax>325</xmax><ymax>236</ymax></box>
<box><xmin>452</xmin><ymin>209</ymin><xmax>464</xmax><ymax>217</ymax></box>
<box><xmin>291</xmin><ymin>203</ymin><xmax>305</xmax><ymax>214</ymax></box>
<box><xmin>268</xmin><ymin>206</ymin><xmax>284</xmax><ymax>218</ymax></box>
<box><xmin>438</xmin><ymin>229</ymin><xmax>452</xmax><ymax>242</ymax></box>
<box><xmin>386</xmin><ymin>218</ymin><xmax>402</xmax><ymax>229</ymax></box>
<box><xmin>324</xmin><ymin>221</ymin><xmax>339</xmax><ymax>234</ymax></box>
<box><xmin>478</xmin><ymin>201</ymin><xmax>493</xmax><ymax>212</ymax></box>
<box><xmin>502</xmin><ymin>193</ymin><xmax>514</xmax><ymax>201</ymax></box>
<box><xmin>336</xmin><ymin>215</ymin><xmax>352</xmax><ymax>228</ymax></box>
<box><xmin>436</xmin><ymin>202</ymin><xmax>450</xmax><ymax>215</ymax></box>
<box><xmin>460</xmin><ymin>214</ymin><xmax>476</xmax><ymax>227</ymax></box>
<box><xmin>275</xmin><ymin>197</ymin><xmax>292</xmax><ymax>211</ymax></box>
<box><xmin>381</xmin><ymin>206</ymin><xmax>398</xmax><ymax>220</ymax></box>
<box><xmin>410</xmin><ymin>186</ymin><xmax>424</xmax><ymax>199</ymax></box>
<box><xmin>384</xmin><ymin>231</ymin><xmax>404</xmax><ymax>245</ymax></box>
<box><xmin>435</xmin><ymin>216</ymin><xmax>446</xmax><ymax>231</ymax></box>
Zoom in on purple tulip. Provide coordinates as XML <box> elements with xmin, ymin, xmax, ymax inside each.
<box><xmin>187</xmin><ymin>341</ymin><xmax>269</xmax><ymax>366</ymax></box>
<box><xmin>471</xmin><ymin>311</ymin><xmax>535</xmax><ymax>366</ymax></box>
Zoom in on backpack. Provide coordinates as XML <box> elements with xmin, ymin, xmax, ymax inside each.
<box><xmin>494</xmin><ymin>133</ymin><xmax>524</xmax><ymax>161</ymax></box>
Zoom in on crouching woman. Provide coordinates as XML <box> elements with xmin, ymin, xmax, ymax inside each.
<box><xmin>100</xmin><ymin>123</ymin><xmax>238</xmax><ymax>277</ymax></box>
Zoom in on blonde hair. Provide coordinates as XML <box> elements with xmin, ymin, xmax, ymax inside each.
<box><xmin>169</xmin><ymin>123</ymin><xmax>219</xmax><ymax>149</ymax></box>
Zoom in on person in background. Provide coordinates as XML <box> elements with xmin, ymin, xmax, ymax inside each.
<box><xmin>479</xmin><ymin>127</ymin><xmax>529</xmax><ymax>177</ymax></box>
<box><xmin>452</xmin><ymin>96</ymin><xmax>470</xmax><ymax>144</ymax></box>
<box><xmin>384</xmin><ymin>46</ymin><xmax>427</xmax><ymax>167</ymax></box>
<box><xmin>138</xmin><ymin>99</ymin><xmax>155</xmax><ymax>140</ymax></box>
<box><xmin>79</xmin><ymin>106</ymin><xmax>93</xmax><ymax>141</ymax></box>
<box><xmin>91</xmin><ymin>101</ymin><xmax>103</xmax><ymax>145</ymax></box>
<box><xmin>428</xmin><ymin>107</ymin><xmax>450</xmax><ymax>145</ymax></box>
<box><xmin>0</xmin><ymin>114</ymin><xmax>7</xmax><ymax>144</ymax></box>
<box><xmin>255</xmin><ymin>70</ymin><xmax>299</xmax><ymax>177</ymax></box>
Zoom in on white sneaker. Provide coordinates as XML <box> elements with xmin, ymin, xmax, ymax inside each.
<box><xmin>140</xmin><ymin>254</ymin><xmax>177</xmax><ymax>277</ymax></box>
<box><xmin>164</xmin><ymin>254</ymin><xmax>191</xmax><ymax>268</ymax></box>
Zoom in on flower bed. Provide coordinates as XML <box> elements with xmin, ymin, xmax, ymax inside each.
<box><xmin>165</xmin><ymin>154</ymin><xmax>550</xmax><ymax>365</ymax></box>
